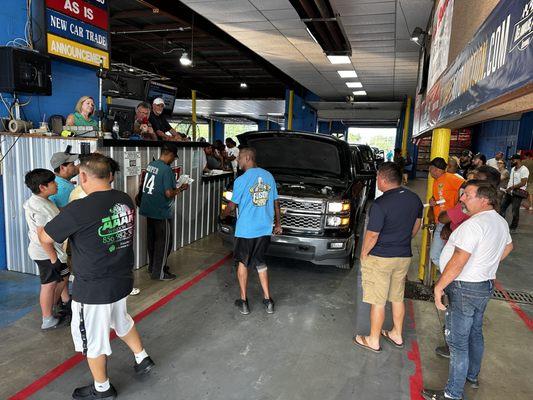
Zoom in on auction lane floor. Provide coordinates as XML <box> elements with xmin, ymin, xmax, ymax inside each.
<box><xmin>29</xmin><ymin>249</ymin><xmax>417</xmax><ymax>400</ymax></box>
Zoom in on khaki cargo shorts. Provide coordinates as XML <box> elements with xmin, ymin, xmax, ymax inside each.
<box><xmin>360</xmin><ymin>255</ymin><xmax>412</xmax><ymax>305</ymax></box>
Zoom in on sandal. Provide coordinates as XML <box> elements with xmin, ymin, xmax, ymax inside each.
<box><xmin>381</xmin><ymin>330</ymin><xmax>404</xmax><ymax>348</ymax></box>
<box><xmin>353</xmin><ymin>335</ymin><xmax>382</xmax><ymax>353</ymax></box>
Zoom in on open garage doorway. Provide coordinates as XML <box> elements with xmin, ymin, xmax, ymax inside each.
<box><xmin>348</xmin><ymin>127</ymin><xmax>397</xmax><ymax>161</ymax></box>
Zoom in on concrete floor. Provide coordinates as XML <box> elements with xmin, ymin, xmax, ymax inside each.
<box><xmin>1</xmin><ymin>178</ymin><xmax>532</xmax><ymax>399</ymax></box>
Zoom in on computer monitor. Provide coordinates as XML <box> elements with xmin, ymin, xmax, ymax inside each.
<box><xmin>106</xmin><ymin>105</ymin><xmax>135</xmax><ymax>137</ymax></box>
<box><xmin>145</xmin><ymin>81</ymin><xmax>177</xmax><ymax>115</ymax></box>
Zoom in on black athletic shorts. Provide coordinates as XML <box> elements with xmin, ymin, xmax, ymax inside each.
<box><xmin>35</xmin><ymin>259</ymin><xmax>69</xmax><ymax>284</ymax></box>
<box><xmin>233</xmin><ymin>236</ymin><xmax>270</xmax><ymax>271</ymax></box>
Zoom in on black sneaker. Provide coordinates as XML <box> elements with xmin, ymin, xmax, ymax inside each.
<box><xmin>72</xmin><ymin>383</ymin><xmax>117</xmax><ymax>400</ymax></box>
<box><xmin>421</xmin><ymin>389</ymin><xmax>462</xmax><ymax>400</ymax></box>
<box><xmin>151</xmin><ymin>272</ymin><xmax>176</xmax><ymax>281</ymax></box>
<box><xmin>435</xmin><ymin>345</ymin><xmax>450</xmax><ymax>359</ymax></box>
<box><xmin>263</xmin><ymin>298</ymin><xmax>275</xmax><ymax>314</ymax></box>
<box><xmin>466</xmin><ymin>378</ymin><xmax>479</xmax><ymax>389</ymax></box>
<box><xmin>134</xmin><ymin>356</ymin><xmax>155</xmax><ymax>375</ymax></box>
<box><xmin>235</xmin><ymin>299</ymin><xmax>250</xmax><ymax>315</ymax></box>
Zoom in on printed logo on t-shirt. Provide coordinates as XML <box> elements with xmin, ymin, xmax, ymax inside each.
<box><xmin>98</xmin><ymin>203</ymin><xmax>135</xmax><ymax>252</ymax></box>
<box><xmin>249</xmin><ymin>177</ymin><xmax>271</xmax><ymax>207</ymax></box>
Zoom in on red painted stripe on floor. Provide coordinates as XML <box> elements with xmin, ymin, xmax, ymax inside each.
<box><xmin>7</xmin><ymin>253</ymin><xmax>233</xmax><ymax>400</ymax></box>
<box><xmin>494</xmin><ymin>280</ymin><xmax>533</xmax><ymax>331</ymax></box>
<box><xmin>407</xmin><ymin>300</ymin><xmax>424</xmax><ymax>400</ymax></box>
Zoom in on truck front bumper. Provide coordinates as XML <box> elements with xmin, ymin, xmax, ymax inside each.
<box><xmin>219</xmin><ymin>224</ymin><xmax>355</xmax><ymax>267</ymax></box>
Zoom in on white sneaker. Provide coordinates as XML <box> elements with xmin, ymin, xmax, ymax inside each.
<box><xmin>41</xmin><ymin>316</ymin><xmax>60</xmax><ymax>330</ymax></box>
<box><xmin>129</xmin><ymin>287</ymin><xmax>141</xmax><ymax>296</ymax></box>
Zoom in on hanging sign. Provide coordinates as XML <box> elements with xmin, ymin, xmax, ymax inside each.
<box><xmin>47</xmin><ymin>33</ymin><xmax>109</xmax><ymax>68</ymax></box>
<box><xmin>414</xmin><ymin>0</ymin><xmax>533</xmax><ymax>136</ymax></box>
<box><xmin>45</xmin><ymin>0</ymin><xmax>109</xmax><ymax>30</ymax></box>
<box><xmin>47</xmin><ymin>9</ymin><xmax>109</xmax><ymax>51</ymax></box>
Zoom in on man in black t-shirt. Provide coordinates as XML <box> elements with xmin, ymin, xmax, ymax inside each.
<box><xmin>353</xmin><ymin>162</ymin><xmax>423</xmax><ymax>354</ymax></box>
<box><xmin>39</xmin><ymin>154</ymin><xmax>154</xmax><ymax>400</ymax></box>
<box><xmin>148</xmin><ymin>98</ymin><xmax>182</xmax><ymax>141</ymax></box>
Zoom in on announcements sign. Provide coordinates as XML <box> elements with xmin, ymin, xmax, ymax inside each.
<box><xmin>427</xmin><ymin>0</ymin><xmax>454</xmax><ymax>91</ymax></box>
<box><xmin>33</xmin><ymin>0</ymin><xmax>110</xmax><ymax>69</ymax></box>
<box><xmin>47</xmin><ymin>33</ymin><xmax>109</xmax><ymax>68</ymax></box>
<box><xmin>413</xmin><ymin>0</ymin><xmax>533</xmax><ymax>137</ymax></box>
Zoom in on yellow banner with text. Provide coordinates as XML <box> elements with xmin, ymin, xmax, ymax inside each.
<box><xmin>47</xmin><ymin>33</ymin><xmax>109</xmax><ymax>69</ymax></box>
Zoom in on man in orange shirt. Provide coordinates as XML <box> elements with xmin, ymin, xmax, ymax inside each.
<box><xmin>428</xmin><ymin>157</ymin><xmax>465</xmax><ymax>267</ymax></box>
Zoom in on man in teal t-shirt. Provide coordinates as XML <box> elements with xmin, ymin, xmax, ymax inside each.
<box><xmin>222</xmin><ymin>147</ymin><xmax>282</xmax><ymax>315</ymax></box>
<box><xmin>139</xmin><ymin>144</ymin><xmax>188</xmax><ymax>281</ymax></box>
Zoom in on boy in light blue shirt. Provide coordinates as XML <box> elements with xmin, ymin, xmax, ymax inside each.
<box><xmin>49</xmin><ymin>151</ymin><xmax>79</xmax><ymax>208</ymax></box>
<box><xmin>222</xmin><ymin>147</ymin><xmax>282</xmax><ymax>315</ymax></box>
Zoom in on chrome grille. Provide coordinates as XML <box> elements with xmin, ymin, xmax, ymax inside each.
<box><xmin>281</xmin><ymin>213</ymin><xmax>322</xmax><ymax>231</ymax></box>
<box><xmin>278</xmin><ymin>197</ymin><xmax>324</xmax><ymax>213</ymax></box>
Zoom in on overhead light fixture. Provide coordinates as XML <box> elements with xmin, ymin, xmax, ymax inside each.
<box><xmin>306</xmin><ymin>27</ymin><xmax>319</xmax><ymax>44</ymax></box>
<box><xmin>353</xmin><ymin>90</ymin><xmax>367</xmax><ymax>96</ymax></box>
<box><xmin>338</xmin><ymin>70</ymin><xmax>357</xmax><ymax>78</ymax></box>
<box><xmin>241</xmin><ymin>112</ymin><xmax>254</xmax><ymax>115</ymax></box>
<box><xmin>267</xmin><ymin>112</ymin><xmax>284</xmax><ymax>116</ymax></box>
<box><xmin>214</xmin><ymin>111</ymin><xmax>229</xmax><ymax>115</ymax></box>
<box><xmin>180</xmin><ymin>52</ymin><xmax>192</xmax><ymax>66</ymax></box>
<box><xmin>327</xmin><ymin>55</ymin><xmax>351</xmax><ymax>64</ymax></box>
<box><xmin>410</xmin><ymin>27</ymin><xmax>427</xmax><ymax>47</ymax></box>
<box><xmin>240</xmin><ymin>82</ymin><xmax>248</xmax><ymax>89</ymax></box>
<box><xmin>346</xmin><ymin>82</ymin><xmax>362</xmax><ymax>88</ymax></box>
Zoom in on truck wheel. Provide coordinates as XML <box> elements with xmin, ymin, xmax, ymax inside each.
<box><xmin>337</xmin><ymin>246</ymin><xmax>356</xmax><ymax>270</ymax></box>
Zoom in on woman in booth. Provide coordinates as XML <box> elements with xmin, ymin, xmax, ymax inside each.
<box><xmin>65</xmin><ymin>96</ymin><xmax>98</xmax><ymax>130</ymax></box>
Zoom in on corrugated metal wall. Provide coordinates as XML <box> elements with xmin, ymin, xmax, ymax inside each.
<box><xmin>100</xmin><ymin>145</ymin><xmax>229</xmax><ymax>269</ymax></box>
<box><xmin>473</xmin><ymin>120</ymin><xmax>520</xmax><ymax>159</ymax></box>
<box><xmin>1</xmin><ymin>136</ymin><xmax>99</xmax><ymax>274</ymax></box>
<box><xmin>1</xmin><ymin>137</ymin><xmax>229</xmax><ymax>274</ymax></box>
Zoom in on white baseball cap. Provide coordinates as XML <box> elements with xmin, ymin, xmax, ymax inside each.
<box><xmin>153</xmin><ymin>98</ymin><xmax>165</xmax><ymax>105</ymax></box>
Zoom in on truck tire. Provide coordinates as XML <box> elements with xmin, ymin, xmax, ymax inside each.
<box><xmin>336</xmin><ymin>246</ymin><xmax>356</xmax><ymax>270</ymax></box>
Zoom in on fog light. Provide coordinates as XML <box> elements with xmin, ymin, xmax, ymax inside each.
<box><xmin>329</xmin><ymin>242</ymin><xmax>344</xmax><ymax>249</ymax></box>
<box><xmin>341</xmin><ymin>217</ymin><xmax>350</xmax><ymax>226</ymax></box>
<box><xmin>221</xmin><ymin>203</ymin><xmax>227</xmax><ymax>211</ymax></box>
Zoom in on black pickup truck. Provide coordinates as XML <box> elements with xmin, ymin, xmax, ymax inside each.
<box><xmin>218</xmin><ymin>131</ymin><xmax>371</xmax><ymax>269</ymax></box>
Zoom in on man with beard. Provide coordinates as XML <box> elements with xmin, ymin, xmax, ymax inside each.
<box><xmin>148</xmin><ymin>98</ymin><xmax>182</xmax><ymax>141</ymax></box>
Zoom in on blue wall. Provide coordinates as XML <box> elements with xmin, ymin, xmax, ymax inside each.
<box><xmin>517</xmin><ymin>111</ymin><xmax>533</xmax><ymax>151</ymax></box>
<box><xmin>257</xmin><ymin>120</ymin><xmax>281</xmax><ymax>131</ymax></box>
<box><xmin>0</xmin><ymin>1</ymin><xmax>99</xmax><ymax>126</ymax></box>
<box><xmin>212</xmin><ymin>120</ymin><xmax>224</xmax><ymax>142</ymax></box>
<box><xmin>284</xmin><ymin>89</ymin><xmax>318</xmax><ymax>132</ymax></box>
<box><xmin>472</xmin><ymin>120</ymin><xmax>521</xmax><ymax>159</ymax></box>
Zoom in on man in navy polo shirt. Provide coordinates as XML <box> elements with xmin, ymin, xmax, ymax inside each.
<box><xmin>354</xmin><ymin>162</ymin><xmax>423</xmax><ymax>353</ymax></box>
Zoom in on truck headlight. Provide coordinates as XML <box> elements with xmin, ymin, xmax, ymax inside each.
<box><xmin>222</xmin><ymin>191</ymin><xmax>233</xmax><ymax>201</ymax></box>
<box><xmin>326</xmin><ymin>216</ymin><xmax>350</xmax><ymax>227</ymax></box>
<box><xmin>327</xmin><ymin>201</ymin><xmax>350</xmax><ymax>213</ymax></box>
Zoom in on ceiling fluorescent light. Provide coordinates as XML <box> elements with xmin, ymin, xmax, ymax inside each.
<box><xmin>353</xmin><ymin>90</ymin><xmax>367</xmax><ymax>96</ymax></box>
<box><xmin>327</xmin><ymin>55</ymin><xmax>351</xmax><ymax>64</ymax></box>
<box><xmin>214</xmin><ymin>111</ymin><xmax>229</xmax><ymax>115</ymax></box>
<box><xmin>346</xmin><ymin>82</ymin><xmax>362</xmax><ymax>88</ymax></box>
<box><xmin>338</xmin><ymin>70</ymin><xmax>357</xmax><ymax>78</ymax></box>
<box><xmin>306</xmin><ymin>27</ymin><xmax>319</xmax><ymax>44</ymax></box>
<box><xmin>267</xmin><ymin>112</ymin><xmax>284</xmax><ymax>116</ymax></box>
<box><xmin>180</xmin><ymin>52</ymin><xmax>192</xmax><ymax>66</ymax></box>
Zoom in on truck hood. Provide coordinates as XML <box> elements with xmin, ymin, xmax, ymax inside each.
<box><xmin>276</xmin><ymin>181</ymin><xmax>346</xmax><ymax>200</ymax></box>
<box><xmin>237</xmin><ymin>131</ymin><xmax>352</xmax><ymax>181</ymax></box>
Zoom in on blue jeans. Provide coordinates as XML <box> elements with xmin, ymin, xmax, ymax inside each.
<box><xmin>444</xmin><ymin>280</ymin><xmax>494</xmax><ymax>399</ymax></box>
<box><xmin>430</xmin><ymin>223</ymin><xmax>445</xmax><ymax>267</ymax></box>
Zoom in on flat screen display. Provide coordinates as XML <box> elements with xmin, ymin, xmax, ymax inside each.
<box><xmin>146</xmin><ymin>81</ymin><xmax>177</xmax><ymax>115</ymax></box>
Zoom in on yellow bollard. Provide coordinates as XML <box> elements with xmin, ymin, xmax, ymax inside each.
<box><xmin>418</xmin><ymin>127</ymin><xmax>452</xmax><ymax>282</ymax></box>
<box><xmin>401</xmin><ymin>97</ymin><xmax>411</xmax><ymax>158</ymax></box>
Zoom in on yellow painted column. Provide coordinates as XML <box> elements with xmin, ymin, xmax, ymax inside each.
<box><xmin>401</xmin><ymin>96</ymin><xmax>411</xmax><ymax>157</ymax></box>
<box><xmin>191</xmin><ymin>89</ymin><xmax>197</xmax><ymax>141</ymax></box>
<box><xmin>418</xmin><ymin>127</ymin><xmax>452</xmax><ymax>282</ymax></box>
<box><xmin>287</xmin><ymin>89</ymin><xmax>294</xmax><ymax>130</ymax></box>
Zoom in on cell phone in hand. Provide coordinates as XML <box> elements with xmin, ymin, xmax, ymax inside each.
<box><xmin>441</xmin><ymin>293</ymin><xmax>449</xmax><ymax>308</ymax></box>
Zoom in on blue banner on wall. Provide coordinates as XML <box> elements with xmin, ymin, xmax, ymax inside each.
<box><xmin>414</xmin><ymin>0</ymin><xmax>533</xmax><ymax>136</ymax></box>
<box><xmin>46</xmin><ymin>8</ymin><xmax>108</xmax><ymax>51</ymax></box>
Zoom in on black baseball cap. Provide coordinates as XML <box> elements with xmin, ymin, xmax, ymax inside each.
<box><xmin>510</xmin><ymin>154</ymin><xmax>521</xmax><ymax>160</ymax></box>
<box><xmin>430</xmin><ymin>157</ymin><xmax>447</xmax><ymax>171</ymax></box>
